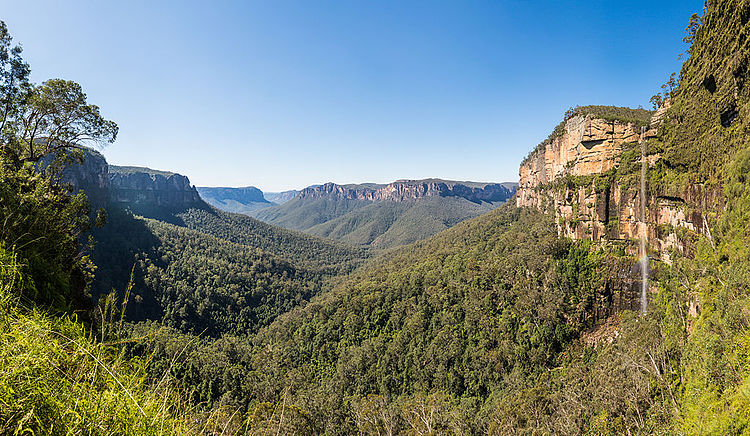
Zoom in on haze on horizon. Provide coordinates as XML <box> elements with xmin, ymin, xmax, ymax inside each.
<box><xmin>3</xmin><ymin>0</ymin><xmax>702</xmax><ymax>191</ymax></box>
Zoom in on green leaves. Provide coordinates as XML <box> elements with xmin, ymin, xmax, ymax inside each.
<box><xmin>17</xmin><ymin>79</ymin><xmax>118</xmax><ymax>163</ymax></box>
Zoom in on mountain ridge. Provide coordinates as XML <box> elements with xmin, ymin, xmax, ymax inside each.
<box><xmin>297</xmin><ymin>178</ymin><xmax>516</xmax><ymax>203</ymax></box>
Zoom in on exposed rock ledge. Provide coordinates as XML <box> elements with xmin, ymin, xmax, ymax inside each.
<box><xmin>109</xmin><ymin>165</ymin><xmax>202</xmax><ymax>208</ymax></box>
<box><xmin>516</xmin><ymin>106</ymin><xmax>701</xmax><ymax>261</ymax></box>
<box><xmin>299</xmin><ymin>179</ymin><xmax>516</xmax><ymax>203</ymax></box>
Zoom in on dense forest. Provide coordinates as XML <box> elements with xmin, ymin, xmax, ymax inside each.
<box><xmin>92</xmin><ymin>208</ymin><xmax>330</xmax><ymax>337</ymax></box>
<box><xmin>131</xmin><ymin>204</ymin><xmax>642</xmax><ymax>433</ymax></box>
<box><xmin>2</xmin><ymin>0</ymin><xmax>750</xmax><ymax>434</ymax></box>
<box><xmin>252</xmin><ymin>192</ymin><xmax>509</xmax><ymax>249</ymax></box>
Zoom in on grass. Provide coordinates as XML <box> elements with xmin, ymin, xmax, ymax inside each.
<box><xmin>0</xmin><ymin>245</ymin><xmax>247</xmax><ymax>435</ymax></box>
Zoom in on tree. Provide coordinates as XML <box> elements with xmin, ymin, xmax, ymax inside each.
<box><xmin>0</xmin><ymin>20</ymin><xmax>31</xmax><ymax>155</ymax></box>
<box><xmin>683</xmin><ymin>13</ymin><xmax>702</xmax><ymax>47</ymax></box>
<box><xmin>15</xmin><ymin>79</ymin><xmax>118</xmax><ymax>163</ymax></box>
<box><xmin>0</xmin><ymin>20</ymin><xmax>117</xmax><ymax>309</ymax></box>
<box><xmin>0</xmin><ymin>19</ymin><xmax>118</xmax><ymax>166</ymax></box>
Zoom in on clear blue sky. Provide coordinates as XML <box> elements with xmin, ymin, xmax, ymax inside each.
<box><xmin>3</xmin><ymin>1</ymin><xmax>702</xmax><ymax>191</ymax></box>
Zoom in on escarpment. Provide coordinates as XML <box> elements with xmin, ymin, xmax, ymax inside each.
<box><xmin>56</xmin><ymin>148</ymin><xmax>110</xmax><ymax>209</ymax></box>
<box><xmin>517</xmin><ymin>105</ymin><xmax>705</xmax><ymax>261</ymax></box>
<box><xmin>109</xmin><ymin>165</ymin><xmax>202</xmax><ymax>208</ymax></box>
<box><xmin>299</xmin><ymin>179</ymin><xmax>516</xmax><ymax>203</ymax></box>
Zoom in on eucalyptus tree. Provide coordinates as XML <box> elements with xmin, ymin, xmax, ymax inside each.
<box><xmin>0</xmin><ymin>20</ymin><xmax>118</xmax><ymax>167</ymax></box>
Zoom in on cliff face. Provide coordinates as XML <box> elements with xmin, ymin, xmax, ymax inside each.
<box><xmin>197</xmin><ymin>186</ymin><xmax>268</xmax><ymax>204</ymax></box>
<box><xmin>109</xmin><ymin>166</ymin><xmax>202</xmax><ymax>208</ymax></box>
<box><xmin>516</xmin><ymin>107</ymin><xmax>703</xmax><ymax>261</ymax></box>
<box><xmin>57</xmin><ymin>148</ymin><xmax>110</xmax><ymax>209</ymax></box>
<box><xmin>299</xmin><ymin>179</ymin><xmax>516</xmax><ymax>203</ymax></box>
<box><xmin>517</xmin><ymin>116</ymin><xmax>642</xmax><ymax>207</ymax></box>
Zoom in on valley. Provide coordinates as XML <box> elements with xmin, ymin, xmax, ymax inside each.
<box><xmin>2</xmin><ymin>1</ymin><xmax>750</xmax><ymax>434</ymax></box>
<box><xmin>200</xmin><ymin>179</ymin><xmax>517</xmax><ymax>248</ymax></box>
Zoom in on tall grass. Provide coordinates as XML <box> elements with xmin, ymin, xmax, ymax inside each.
<box><xmin>0</xmin><ymin>245</ymin><xmax>243</xmax><ymax>435</ymax></box>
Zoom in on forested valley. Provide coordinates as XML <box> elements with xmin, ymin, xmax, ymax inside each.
<box><xmin>3</xmin><ymin>1</ymin><xmax>750</xmax><ymax>434</ymax></box>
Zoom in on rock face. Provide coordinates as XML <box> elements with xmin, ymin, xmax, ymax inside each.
<box><xmin>516</xmin><ymin>108</ymin><xmax>701</xmax><ymax>261</ymax></box>
<box><xmin>196</xmin><ymin>186</ymin><xmax>273</xmax><ymax>215</ymax></box>
<box><xmin>58</xmin><ymin>148</ymin><xmax>110</xmax><ymax>209</ymax></box>
<box><xmin>299</xmin><ymin>179</ymin><xmax>516</xmax><ymax>203</ymax></box>
<box><xmin>517</xmin><ymin>116</ymin><xmax>642</xmax><ymax>208</ymax></box>
<box><xmin>109</xmin><ymin>166</ymin><xmax>202</xmax><ymax>208</ymax></box>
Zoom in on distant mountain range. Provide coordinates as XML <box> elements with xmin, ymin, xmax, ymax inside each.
<box><xmin>251</xmin><ymin>179</ymin><xmax>517</xmax><ymax>248</ymax></box>
<box><xmin>264</xmin><ymin>190</ymin><xmax>299</xmax><ymax>204</ymax></box>
<box><xmin>196</xmin><ymin>186</ymin><xmax>272</xmax><ymax>214</ymax></box>
<box><xmin>197</xmin><ymin>186</ymin><xmax>299</xmax><ymax>214</ymax></box>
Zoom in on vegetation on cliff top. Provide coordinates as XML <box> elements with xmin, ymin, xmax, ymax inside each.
<box><xmin>5</xmin><ymin>1</ymin><xmax>750</xmax><ymax>434</ymax></box>
<box><xmin>521</xmin><ymin>105</ymin><xmax>654</xmax><ymax>166</ymax></box>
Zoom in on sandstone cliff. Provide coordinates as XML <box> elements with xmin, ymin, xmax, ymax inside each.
<box><xmin>299</xmin><ymin>179</ymin><xmax>516</xmax><ymax>203</ymax></box>
<box><xmin>517</xmin><ymin>115</ymin><xmax>642</xmax><ymax>207</ymax></box>
<box><xmin>109</xmin><ymin>165</ymin><xmax>202</xmax><ymax>208</ymax></box>
<box><xmin>56</xmin><ymin>148</ymin><xmax>110</xmax><ymax>209</ymax></box>
<box><xmin>516</xmin><ymin>105</ymin><xmax>702</xmax><ymax>261</ymax></box>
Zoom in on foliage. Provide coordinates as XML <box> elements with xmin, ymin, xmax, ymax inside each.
<box><xmin>0</xmin><ymin>20</ymin><xmax>31</xmax><ymax>149</ymax></box>
<box><xmin>137</xmin><ymin>205</ymin><xmax>643</xmax><ymax>433</ymax></box>
<box><xmin>654</xmin><ymin>0</ymin><xmax>750</xmax><ymax>182</ymax></box>
<box><xmin>170</xmin><ymin>205</ymin><xmax>368</xmax><ymax>275</ymax></box>
<box><xmin>12</xmin><ymin>79</ymin><xmax>118</xmax><ymax>163</ymax></box>
<box><xmin>0</xmin><ymin>150</ymin><xmax>93</xmax><ymax>310</ymax></box>
<box><xmin>0</xmin><ymin>245</ymin><xmax>200</xmax><ymax>435</ymax></box>
<box><xmin>92</xmin><ymin>208</ymin><xmax>327</xmax><ymax>337</ymax></box>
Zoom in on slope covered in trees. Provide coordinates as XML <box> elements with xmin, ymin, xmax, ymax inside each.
<box><xmin>305</xmin><ymin>196</ymin><xmax>504</xmax><ymax>247</ymax></box>
<box><xmin>4</xmin><ymin>1</ymin><xmax>750</xmax><ymax>434</ymax></box>
<box><xmin>135</xmin><ymin>204</ymin><xmax>645</xmax><ymax>433</ymax></box>
<box><xmin>92</xmin><ymin>208</ymin><xmax>329</xmax><ymax>337</ymax></box>
<box><xmin>165</xmin><ymin>205</ymin><xmax>368</xmax><ymax>274</ymax></box>
<box><xmin>131</xmin><ymin>2</ymin><xmax>750</xmax><ymax>433</ymax></box>
<box><xmin>252</xmin><ymin>180</ymin><xmax>515</xmax><ymax>249</ymax></box>
<box><xmin>90</xmin><ymin>194</ymin><xmax>369</xmax><ymax>337</ymax></box>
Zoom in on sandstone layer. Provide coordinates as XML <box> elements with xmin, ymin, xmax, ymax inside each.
<box><xmin>299</xmin><ymin>179</ymin><xmax>516</xmax><ymax>203</ymax></box>
<box><xmin>109</xmin><ymin>166</ymin><xmax>202</xmax><ymax>208</ymax></box>
<box><xmin>516</xmin><ymin>109</ymin><xmax>701</xmax><ymax>260</ymax></box>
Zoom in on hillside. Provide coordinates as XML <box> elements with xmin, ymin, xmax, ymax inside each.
<box><xmin>142</xmin><ymin>203</ymin><xmax>644</xmax><ymax>433</ymax></box>
<box><xmin>306</xmin><ymin>195</ymin><xmax>503</xmax><ymax>247</ymax></box>
<box><xmin>253</xmin><ymin>179</ymin><xmax>516</xmax><ymax>248</ymax></box>
<box><xmin>92</xmin><ymin>207</ymin><xmax>327</xmax><ymax>337</ymax></box>
<box><xmin>139</xmin><ymin>3</ymin><xmax>750</xmax><ymax>433</ymax></box>
<box><xmin>90</xmin><ymin>164</ymin><xmax>369</xmax><ymax>337</ymax></box>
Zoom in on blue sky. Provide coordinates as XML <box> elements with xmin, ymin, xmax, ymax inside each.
<box><xmin>3</xmin><ymin>1</ymin><xmax>702</xmax><ymax>191</ymax></box>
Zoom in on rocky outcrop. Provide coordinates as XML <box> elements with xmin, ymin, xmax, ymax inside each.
<box><xmin>516</xmin><ymin>108</ymin><xmax>702</xmax><ymax>260</ymax></box>
<box><xmin>517</xmin><ymin>116</ymin><xmax>642</xmax><ymax>208</ymax></box>
<box><xmin>299</xmin><ymin>179</ymin><xmax>516</xmax><ymax>203</ymax></box>
<box><xmin>57</xmin><ymin>148</ymin><xmax>110</xmax><ymax>209</ymax></box>
<box><xmin>109</xmin><ymin>166</ymin><xmax>202</xmax><ymax>208</ymax></box>
<box><xmin>48</xmin><ymin>151</ymin><xmax>204</xmax><ymax>211</ymax></box>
